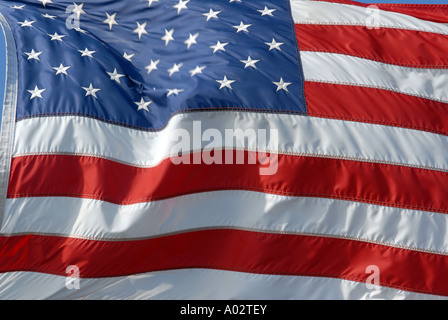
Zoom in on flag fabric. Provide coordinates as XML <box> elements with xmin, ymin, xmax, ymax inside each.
<box><xmin>0</xmin><ymin>0</ymin><xmax>448</xmax><ymax>300</ymax></box>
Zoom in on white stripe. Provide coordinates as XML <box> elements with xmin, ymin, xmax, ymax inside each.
<box><xmin>301</xmin><ymin>51</ymin><xmax>448</xmax><ymax>103</ymax></box>
<box><xmin>0</xmin><ymin>269</ymin><xmax>444</xmax><ymax>300</ymax></box>
<box><xmin>290</xmin><ymin>0</ymin><xmax>448</xmax><ymax>36</ymax></box>
<box><xmin>3</xmin><ymin>192</ymin><xmax>448</xmax><ymax>255</ymax></box>
<box><xmin>13</xmin><ymin>113</ymin><xmax>448</xmax><ymax>171</ymax></box>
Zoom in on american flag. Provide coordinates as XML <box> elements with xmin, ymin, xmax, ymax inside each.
<box><xmin>0</xmin><ymin>0</ymin><xmax>447</xmax><ymax>300</ymax></box>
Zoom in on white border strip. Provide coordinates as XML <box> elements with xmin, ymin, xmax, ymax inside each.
<box><xmin>291</xmin><ymin>0</ymin><xmax>448</xmax><ymax>36</ymax></box>
<box><xmin>0</xmin><ymin>269</ymin><xmax>445</xmax><ymax>300</ymax></box>
<box><xmin>13</xmin><ymin>112</ymin><xmax>448</xmax><ymax>172</ymax></box>
<box><xmin>3</xmin><ymin>191</ymin><xmax>448</xmax><ymax>256</ymax></box>
<box><xmin>0</xmin><ymin>13</ymin><xmax>17</xmax><ymax>230</ymax></box>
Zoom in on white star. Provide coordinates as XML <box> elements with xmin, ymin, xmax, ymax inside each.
<box><xmin>168</xmin><ymin>63</ymin><xmax>183</xmax><ymax>77</ymax></box>
<box><xmin>82</xmin><ymin>83</ymin><xmax>101</xmax><ymax>98</ymax></box>
<box><xmin>103</xmin><ymin>12</ymin><xmax>118</xmax><ymax>30</ymax></box>
<box><xmin>216</xmin><ymin>76</ymin><xmax>235</xmax><ymax>90</ymax></box>
<box><xmin>107</xmin><ymin>68</ymin><xmax>125</xmax><ymax>84</ymax></box>
<box><xmin>184</xmin><ymin>33</ymin><xmax>199</xmax><ymax>49</ymax></box>
<box><xmin>11</xmin><ymin>5</ymin><xmax>25</xmax><ymax>9</ymax></box>
<box><xmin>27</xmin><ymin>86</ymin><xmax>46</xmax><ymax>100</ymax></box>
<box><xmin>147</xmin><ymin>0</ymin><xmax>159</xmax><ymax>6</ymax></box>
<box><xmin>38</xmin><ymin>0</ymin><xmax>53</xmax><ymax>6</ymax></box>
<box><xmin>133</xmin><ymin>21</ymin><xmax>148</xmax><ymax>40</ymax></box>
<box><xmin>135</xmin><ymin>98</ymin><xmax>152</xmax><ymax>112</ymax></box>
<box><xmin>240</xmin><ymin>56</ymin><xmax>259</xmax><ymax>69</ymax></box>
<box><xmin>229</xmin><ymin>0</ymin><xmax>242</xmax><ymax>2</ymax></box>
<box><xmin>145</xmin><ymin>59</ymin><xmax>160</xmax><ymax>74</ymax></box>
<box><xmin>167</xmin><ymin>88</ymin><xmax>184</xmax><ymax>97</ymax></box>
<box><xmin>189</xmin><ymin>65</ymin><xmax>206</xmax><ymax>77</ymax></box>
<box><xmin>71</xmin><ymin>3</ymin><xmax>86</xmax><ymax>19</ymax></box>
<box><xmin>265</xmin><ymin>38</ymin><xmax>284</xmax><ymax>51</ymax></box>
<box><xmin>273</xmin><ymin>78</ymin><xmax>292</xmax><ymax>92</ymax></box>
<box><xmin>18</xmin><ymin>20</ymin><xmax>35</xmax><ymax>28</ymax></box>
<box><xmin>203</xmin><ymin>8</ymin><xmax>221</xmax><ymax>21</ymax></box>
<box><xmin>42</xmin><ymin>13</ymin><xmax>56</xmax><ymax>19</ymax></box>
<box><xmin>24</xmin><ymin>49</ymin><xmax>42</xmax><ymax>61</ymax></box>
<box><xmin>161</xmin><ymin>28</ymin><xmax>175</xmax><ymax>46</ymax></box>
<box><xmin>53</xmin><ymin>63</ymin><xmax>71</xmax><ymax>75</ymax></box>
<box><xmin>258</xmin><ymin>6</ymin><xmax>276</xmax><ymax>16</ymax></box>
<box><xmin>233</xmin><ymin>21</ymin><xmax>251</xmax><ymax>33</ymax></box>
<box><xmin>78</xmin><ymin>48</ymin><xmax>96</xmax><ymax>58</ymax></box>
<box><xmin>210</xmin><ymin>41</ymin><xmax>228</xmax><ymax>53</ymax></box>
<box><xmin>123</xmin><ymin>52</ymin><xmax>135</xmax><ymax>62</ymax></box>
<box><xmin>48</xmin><ymin>32</ymin><xmax>66</xmax><ymax>41</ymax></box>
<box><xmin>174</xmin><ymin>0</ymin><xmax>189</xmax><ymax>14</ymax></box>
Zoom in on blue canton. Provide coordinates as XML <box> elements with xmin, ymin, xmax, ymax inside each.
<box><xmin>2</xmin><ymin>0</ymin><xmax>307</xmax><ymax>130</ymax></box>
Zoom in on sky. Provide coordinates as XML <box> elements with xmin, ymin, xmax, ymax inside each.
<box><xmin>0</xmin><ymin>0</ymin><xmax>445</xmax><ymax>114</ymax></box>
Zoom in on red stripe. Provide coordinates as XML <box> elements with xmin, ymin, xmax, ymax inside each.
<box><xmin>310</xmin><ymin>0</ymin><xmax>448</xmax><ymax>23</ymax></box>
<box><xmin>1</xmin><ymin>230</ymin><xmax>448</xmax><ymax>296</ymax></box>
<box><xmin>305</xmin><ymin>82</ymin><xmax>448</xmax><ymax>136</ymax></box>
<box><xmin>7</xmin><ymin>153</ymin><xmax>448</xmax><ymax>213</ymax></box>
<box><xmin>296</xmin><ymin>24</ymin><xmax>448</xmax><ymax>68</ymax></box>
